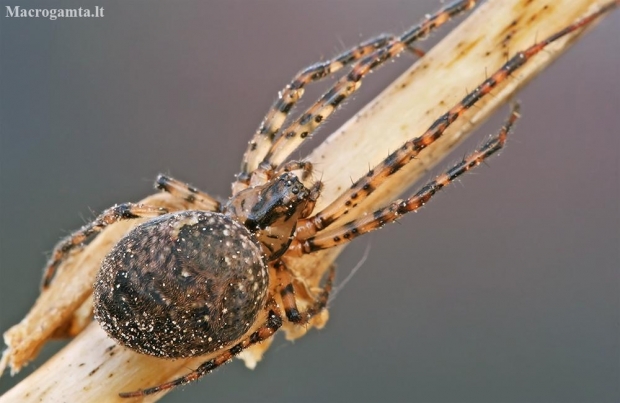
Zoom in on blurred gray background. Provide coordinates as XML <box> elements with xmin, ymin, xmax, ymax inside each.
<box><xmin>1</xmin><ymin>1</ymin><xmax>618</xmax><ymax>402</ymax></box>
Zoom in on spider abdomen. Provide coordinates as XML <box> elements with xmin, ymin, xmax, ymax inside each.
<box><xmin>94</xmin><ymin>211</ymin><xmax>269</xmax><ymax>358</ymax></box>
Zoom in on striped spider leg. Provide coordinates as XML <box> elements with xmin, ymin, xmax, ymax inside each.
<box><xmin>118</xmin><ymin>298</ymin><xmax>284</xmax><ymax>398</ymax></box>
<box><xmin>40</xmin><ymin>175</ymin><xmax>221</xmax><ymax>289</ymax></box>
<box><xmin>233</xmin><ymin>0</ymin><xmax>478</xmax><ymax>193</ymax></box>
<box><xmin>292</xmin><ymin>1</ymin><xmax>618</xmax><ymax>242</ymax></box>
<box><xmin>155</xmin><ymin>174</ymin><xmax>222</xmax><ymax>211</ymax></box>
<box><xmin>289</xmin><ymin>104</ymin><xmax>520</xmax><ymax>255</ymax></box>
<box><xmin>274</xmin><ymin>260</ymin><xmax>336</xmax><ymax>324</ymax></box>
<box><xmin>119</xmin><ymin>263</ymin><xmax>336</xmax><ymax>398</ymax></box>
<box><xmin>40</xmin><ymin>203</ymin><xmax>169</xmax><ymax>289</ymax></box>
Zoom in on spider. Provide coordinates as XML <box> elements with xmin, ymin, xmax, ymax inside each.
<box><xmin>28</xmin><ymin>0</ymin><xmax>617</xmax><ymax>398</ymax></box>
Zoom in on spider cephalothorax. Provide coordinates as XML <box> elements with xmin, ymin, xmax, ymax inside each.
<box><xmin>224</xmin><ymin>172</ymin><xmax>318</xmax><ymax>259</ymax></box>
<box><xmin>35</xmin><ymin>0</ymin><xmax>617</xmax><ymax>397</ymax></box>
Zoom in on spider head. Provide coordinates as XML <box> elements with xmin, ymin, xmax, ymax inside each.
<box><xmin>225</xmin><ymin>172</ymin><xmax>315</xmax><ymax>259</ymax></box>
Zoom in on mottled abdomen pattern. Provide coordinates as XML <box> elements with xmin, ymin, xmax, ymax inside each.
<box><xmin>94</xmin><ymin>211</ymin><xmax>268</xmax><ymax>358</ymax></box>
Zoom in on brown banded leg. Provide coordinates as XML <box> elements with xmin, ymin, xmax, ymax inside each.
<box><xmin>236</xmin><ymin>34</ymin><xmax>398</xmax><ymax>189</ymax></box>
<box><xmin>274</xmin><ymin>260</ymin><xmax>335</xmax><ymax>324</ymax></box>
<box><xmin>294</xmin><ymin>3</ymin><xmax>614</xmax><ymax>240</ymax></box>
<box><xmin>276</xmin><ymin>160</ymin><xmax>313</xmax><ymax>181</ymax></box>
<box><xmin>234</xmin><ymin>0</ymin><xmax>459</xmax><ymax>192</ymax></box>
<box><xmin>156</xmin><ymin>174</ymin><xmax>221</xmax><ymax>211</ymax></box>
<box><xmin>256</xmin><ymin>0</ymin><xmax>478</xmax><ymax>171</ymax></box>
<box><xmin>118</xmin><ymin>301</ymin><xmax>283</xmax><ymax>398</ymax></box>
<box><xmin>41</xmin><ymin>203</ymin><xmax>168</xmax><ymax>289</ymax></box>
<box><xmin>289</xmin><ymin>105</ymin><xmax>520</xmax><ymax>255</ymax></box>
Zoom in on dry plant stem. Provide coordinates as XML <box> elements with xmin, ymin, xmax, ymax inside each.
<box><xmin>1</xmin><ymin>0</ymin><xmax>613</xmax><ymax>401</ymax></box>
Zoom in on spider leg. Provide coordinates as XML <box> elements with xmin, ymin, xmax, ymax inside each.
<box><xmin>255</xmin><ymin>0</ymin><xmax>478</xmax><ymax>173</ymax></box>
<box><xmin>118</xmin><ymin>300</ymin><xmax>283</xmax><ymax>398</ymax></box>
<box><xmin>276</xmin><ymin>160</ymin><xmax>313</xmax><ymax>181</ymax></box>
<box><xmin>289</xmin><ymin>104</ymin><xmax>520</xmax><ymax>254</ymax></box>
<box><xmin>235</xmin><ymin>0</ymin><xmax>478</xmax><ymax>192</ymax></box>
<box><xmin>274</xmin><ymin>260</ymin><xmax>335</xmax><ymax>324</ymax></box>
<box><xmin>294</xmin><ymin>3</ymin><xmax>615</xmax><ymax>240</ymax></box>
<box><xmin>155</xmin><ymin>174</ymin><xmax>221</xmax><ymax>211</ymax></box>
<box><xmin>41</xmin><ymin>203</ymin><xmax>168</xmax><ymax>289</ymax></box>
<box><xmin>235</xmin><ymin>34</ymin><xmax>398</xmax><ymax>189</ymax></box>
